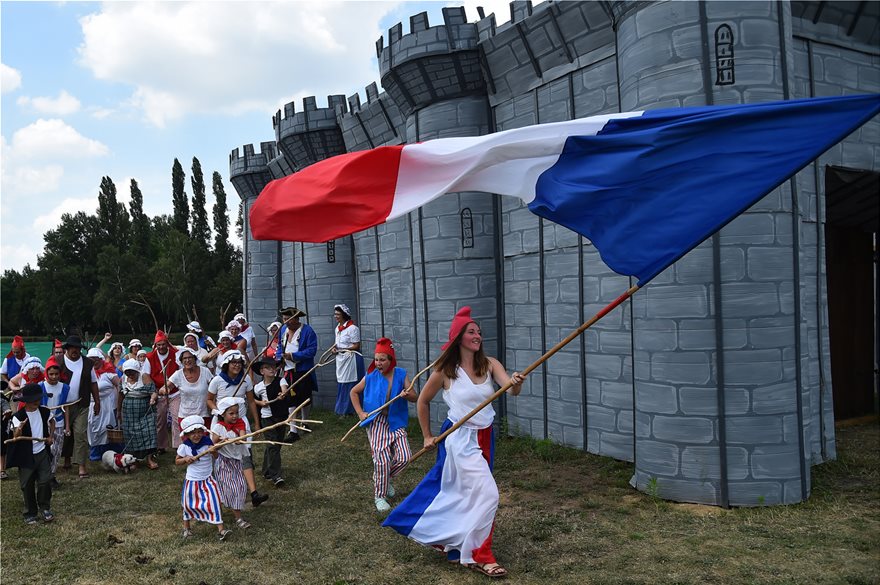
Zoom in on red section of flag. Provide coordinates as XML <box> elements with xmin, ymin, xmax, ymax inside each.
<box><xmin>249</xmin><ymin>145</ymin><xmax>404</xmax><ymax>242</ymax></box>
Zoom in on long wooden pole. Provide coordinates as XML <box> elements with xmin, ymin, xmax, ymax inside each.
<box><xmin>231</xmin><ymin>315</ymin><xmax>293</xmax><ymax>398</ymax></box>
<box><xmin>403</xmin><ymin>284</ymin><xmax>640</xmax><ymax>469</ymax></box>
<box><xmin>265</xmin><ymin>344</ymin><xmax>336</xmax><ymax>404</ymax></box>
<box><xmin>340</xmin><ymin>360</ymin><xmax>438</xmax><ymax>443</ymax></box>
<box><xmin>192</xmin><ymin>398</ymin><xmax>311</xmax><ymax>461</ymax></box>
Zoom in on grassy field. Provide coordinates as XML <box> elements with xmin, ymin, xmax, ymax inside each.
<box><xmin>1</xmin><ymin>412</ymin><xmax>877</xmax><ymax>585</ymax></box>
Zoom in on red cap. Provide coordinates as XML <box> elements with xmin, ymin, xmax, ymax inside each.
<box><xmin>11</xmin><ymin>335</ymin><xmax>25</xmax><ymax>349</ymax></box>
<box><xmin>441</xmin><ymin>306</ymin><xmax>475</xmax><ymax>351</ymax></box>
<box><xmin>368</xmin><ymin>337</ymin><xmax>396</xmax><ymax>373</ymax></box>
<box><xmin>45</xmin><ymin>357</ymin><xmax>61</xmax><ymax>371</ymax></box>
<box><xmin>54</xmin><ymin>339</ymin><xmax>63</xmax><ymax>349</ymax></box>
<box><xmin>154</xmin><ymin>330</ymin><xmax>168</xmax><ymax>344</ymax></box>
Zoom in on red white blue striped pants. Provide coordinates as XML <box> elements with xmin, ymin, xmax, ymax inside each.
<box><xmin>367</xmin><ymin>412</ymin><xmax>411</xmax><ymax>499</ymax></box>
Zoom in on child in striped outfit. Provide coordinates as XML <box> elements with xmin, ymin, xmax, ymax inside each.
<box><xmin>210</xmin><ymin>397</ymin><xmax>251</xmax><ymax>530</ymax></box>
<box><xmin>175</xmin><ymin>415</ymin><xmax>230</xmax><ymax>541</ymax></box>
<box><xmin>350</xmin><ymin>338</ymin><xmax>416</xmax><ymax>512</ymax></box>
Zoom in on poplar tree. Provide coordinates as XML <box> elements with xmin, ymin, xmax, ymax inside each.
<box><xmin>171</xmin><ymin>158</ymin><xmax>189</xmax><ymax>235</ymax></box>
<box><xmin>212</xmin><ymin>171</ymin><xmax>234</xmax><ymax>270</ymax></box>
<box><xmin>190</xmin><ymin>157</ymin><xmax>210</xmax><ymax>249</ymax></box>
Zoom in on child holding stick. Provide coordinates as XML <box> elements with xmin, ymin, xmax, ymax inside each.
<box><xmin>176</xmin><ymin>415</ymin><xmax>230</xmax><ymax>541</ymax></box>
<box><xmin>251</xmin><ymin>356</ymin><xmax>289</xmax><ymax>487</ymax></box>
<box><xmin>7</xmin><ymin>383</ymin><xmax>55</xmax><ymax>524</ymax></box>
<box><xmin>210</xmin><ymin>397</ymin><xmax>252</xmax><ymax>530</ymax></box>
<box><xmin>350</xmin><ymin>338</ymin><xmax>416</xmax><ymax>512</ymax></box>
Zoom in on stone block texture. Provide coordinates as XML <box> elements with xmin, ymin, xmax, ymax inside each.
<box><xmin>233</xmin><ymin>0</ymin><xmax>876</xmax><ymax>506</ymax></box>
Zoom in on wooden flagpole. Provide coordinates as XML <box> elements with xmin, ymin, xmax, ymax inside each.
<box><xmin>340</xmin><ymin>360</ymin><xmax>438</xmax><ymax>443</ymax></box>
<box><xmin>403</xmin><ymin>284</ymin><xmax>640</xmax><ymax>469</ymax></box>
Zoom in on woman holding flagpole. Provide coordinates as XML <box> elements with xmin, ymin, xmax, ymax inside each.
<box><xmin>383</xmin><ymin>306</ymin><xmax>525</xmax><ymax>579</ymax></box>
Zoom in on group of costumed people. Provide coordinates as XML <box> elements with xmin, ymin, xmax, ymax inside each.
<box><xmin>2</xmin><ymin>305</ymin><xmax>525</xmax><ymax>578</ymax></box>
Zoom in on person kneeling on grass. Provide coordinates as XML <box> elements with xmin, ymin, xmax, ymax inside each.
<box><xmin>176</xmin><ymin>415</ymin><xmax>231</xmax><ymax>541</ymax></box>
<box><xmin>349</xmin><ymin>338</ymin><xmax>416</xmax><ymax>512</ymax></box>
<box><xmin>7</xmin><ymin>383</ymin><xmax>55</xmax><ymax>525</ymax></box>
<box><xmin>210</xmin><ymin>397</ymin><xmax>252</xmax><ymax>530</ymax></box>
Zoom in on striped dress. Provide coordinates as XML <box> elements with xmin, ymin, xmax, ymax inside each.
<box><xmin>178</xmin><ymin>440</ymin><xmax>223</xmax><ymax>525</ymax></box>
<box><xmin>210</xmin><ymin>421</ymin><xmax>248</xmax><ymax>511</ymax></box>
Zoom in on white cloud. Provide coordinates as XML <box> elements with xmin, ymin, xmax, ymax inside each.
<box><xmin>0</xmin><ymin>244</ymin><xmax>38</xmax><ymax>273</ymax></box>
<box><xmin>33</xmin><ymin>196</ymin><xmax>99</xmax><ymax>232</ymax></box>
<box><xmin>1</xmin><ymin>63</ymin><xmax>22</xmax><ymax>94</ymax></box>
<box><xmin>8</xmin><ymin>118</ymin><xmax>109</xmax><ymax>160</ymax></box>
<box><xmin>17</xmin><ymin>90</ymin><xmax>82</xmax><ymax>116</ymax></box>
<box><xmin>4</xmin><ymin>164</ymin><xmax>64</xmax><ymax>196</ymax></box>
<box><xmin>76</xmin><ymin>1</ymin><xmax>398</xmax><ymax>127</ymax></box>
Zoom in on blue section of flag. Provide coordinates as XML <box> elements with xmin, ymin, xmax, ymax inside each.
<box><xmin>530</xmin><ymin>94</ymin><xmax>880</xmax><ymax>285</ymax></box>
<box><xmin>382</xmin><ymin>419</ymin><xmax>453</xmax><ymax>536</ymax></box>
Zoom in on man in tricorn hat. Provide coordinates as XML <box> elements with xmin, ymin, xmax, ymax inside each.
<box><xmin>58</xmin><ymin>335</ymin><xmax>100</xmax><ymax>479</ymax></box>
<box><xmin>274</xmin><ymin>307</ymin><xmax>318</xmax><ymax>442</ymax></box>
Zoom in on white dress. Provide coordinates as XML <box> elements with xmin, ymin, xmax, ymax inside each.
<box><xmin>383</xmin><ymin>367</ymin><xmax>499</xmax><ymax>566</ymax></box>
<box><xmin>88</xmin><ymin>371</ymin><xmax>119</xmax><ymax>446</ymax></box>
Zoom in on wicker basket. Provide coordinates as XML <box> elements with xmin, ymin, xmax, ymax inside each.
<box><xmin>107</xmin><ymin>428</ymin><xmax>124</xmax><ymax>443</ymax></box>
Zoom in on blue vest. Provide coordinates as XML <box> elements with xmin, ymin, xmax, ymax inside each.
<box><xmin>3</xmin><ymin>355</ymin><xmax>25</xmax><ymax>379</ymax></box>
<box><xmin>362</xmin><ymin>367</ymin><xmax>408</xmax><ymax>432</ymax></box>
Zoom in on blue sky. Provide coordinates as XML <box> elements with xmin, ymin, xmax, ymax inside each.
<box><xmin>1</xmin><ymin>0</ymin><xmax>512</xmax><ymax>273</ymax></box>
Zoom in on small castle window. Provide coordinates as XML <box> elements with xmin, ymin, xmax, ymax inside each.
<box><xmin>461</xmin><ymin>208</ymin><xmax>474</xmax><ymax>249</ymax></box>
<box><xmin>327</xmin><ymin>240</ymin><xmax>336</xmax><ymax>263</ymax></box>
<box><xmin>715</xmin><ymin>25</ymin><xmax>735</xmax><ymax>86</ymax></box>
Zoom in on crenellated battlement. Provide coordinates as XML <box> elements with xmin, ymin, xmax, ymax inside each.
<box><xmin>273</xmin><ymin>95</ymin><xmax>348</xmax><ymax>171</ymax></box>
<box><xmin>376</xmin><ymin>6</ymin><xmax>485</xmax><ymax>118</ymax></box>
<box><xmin>476</xmin><ymin>0</ymin><xmax>614</xmax><ymax>104</ymax></box>
<box><xmin>228</xmin><ymin>141</ymin><xmax>277</xmax><ymax>201</ymax></box>
<box><xmin>337</xmin><ymin>82</ymin><xmax>405</xmax><ymax>152</ymax></box>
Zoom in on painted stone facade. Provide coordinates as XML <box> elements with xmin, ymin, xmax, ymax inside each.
<box><xmin>229</xmin><ymin>1</ymin><xmax>879</xmax><ymax>506</ymax></box>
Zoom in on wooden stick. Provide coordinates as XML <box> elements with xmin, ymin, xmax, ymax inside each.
<box><xmin>243</xmin><ymin>440</ymin><xmax>292</xmax><ymax>447</ymax></box>
<box><xmin>402</xmin><ymin>285</ymin><xmax>641</xmax><ymax>470</ymax></box>
<box><xmin>265</xmin><ymin>345</ymin><xmax>336</xmax><ymax>404</ymax></box>
<box><xmin>341</xmin><ymin>360</ymin><xmax>437</xmax><ymax>443</ymax></box>
<box><xmin>4</xmin><ymin>436</ymin><xmax>50</xmax><ymax>444</ymax></box>
<box><xmin>291</xmin><ymin>419</ymin><xmax>323</xmax><ymax>424</ymax></box>
<box><xmin>192</xmin><ymin>399</ymin><xmax>311</xmax><ymax>461</ymax></box>
<box><xmin>230</xmin><ymin>315</ymin><xmax>295</xmax><ymax>398</ymax></box>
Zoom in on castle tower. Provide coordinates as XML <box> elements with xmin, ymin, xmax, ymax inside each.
<box><xmin>273</xmin><ymin>96</ymin><xmax>359</xmax><ymax>404</ymax></box>
<box><xmin>228</xmin><ymin>141</ymin><xmax>281</xmax><ymax>329</ymax></box>
<box><xmin>612</xmin><ymin>0</ymin><xmax>828</xmax><ymax>506</ymax></box>
<box><xmin>372</xmin><ymin>7</ymin><xmax>498</xmax><ymax>427</ymax></box>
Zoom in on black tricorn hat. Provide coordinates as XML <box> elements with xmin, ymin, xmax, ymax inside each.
<box><xmin>279</xmin><ymin>306</ymin><xmax>306</xmax><ymax>318</ymax></box>
<box><xmin>20</xmin><ymin>383</ymin><xmax>44</xmax><ymax>403</ymax></box>
<box><xmin>251</xmin><ymin>355</ymin><xmax>280</xmax><ymax>374</ymax></box>
<box><xmin>61</xmin><ymin>335</ymin><xmax>84</xmax><ymax>349</ymax></box>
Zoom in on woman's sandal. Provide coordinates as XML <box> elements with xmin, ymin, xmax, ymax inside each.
<box><xmin>78</xmin><ymin>472</ymin><xmax>90</xmax><ymax>480</ymax></box>
<box><xmin>468</xmin><ymin>563</ymin><xmax>508</xmax><ymax>578</ymax></box>
<box><xmin>147</xmin><ymin>460</ymin><xmax>159</xmax><ymax>470</ymax></box>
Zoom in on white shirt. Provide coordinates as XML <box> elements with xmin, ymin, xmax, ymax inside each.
<box><xmin>64</xmin><ymin>355</ymin><xmax>98</xmax><ymax>403</ymax></box>
<box><xmin>253</xmin><ymin>379</ymin><xmax>288</xmax><ymax>419</ymax></box>
<box><xmin>240</xmin><ymin>326</ymin><xmax>257</xmax><ymax>360</ymax></box>
<box><xmin>12</xmin><ymin>410</ymin><xmax>46</xmax><ymax>454</ymax></box>
<box><xmin>283</xmin><ymin>327</ymin><xmax>301</xmax><ymax>372</ymax></box>
<box><xmin>210</xmin><ymin>422</ymin><xmax>248</xmax><ymax>460</ymax></box>
<box><xmin>207</xmin><ymin>375</ymin><xmax>253</xmax><ymax>419</ymax></box>
<box><xmin>140</xmin><ymin>350</ymin><xmax>171</xmax><ymax>377</ymax></box>
<box><xmin>334</xmin><ymin>323</ymin><xmax>361</xmax><ymax>383</ymax></box>
<box><xmin>0</xmin><ymin>353</ymin><xmax>29</xmax><ymax>375</ymax></box>
<box><xmin>177</xmin><ymin>442</ymin><xmax>213</xmax><ymax>481</ymax></box>
<box><xmin>169</xmin><ymin>367</ymin><xmax>212</xmax><ymax>417</ymax></box>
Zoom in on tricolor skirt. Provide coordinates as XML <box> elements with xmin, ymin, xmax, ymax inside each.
<box><xmin>181</xmin><ymin>476</ymin><xmax>223</xmax><ymax>524</ymax></box>
<box><xmin>214</xmin><ymin>454</ymin><xmax>247</xmax><ymax>511</ymax></box>
<box><xmin>383</xmin><ymin>419</ymin><xmax>498</xmax><ymax>566</ymax></box>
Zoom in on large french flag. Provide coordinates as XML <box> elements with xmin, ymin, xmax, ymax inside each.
<box><xmin>250</xmin><ymin>94</ymin><xmax>880</xmax><ymax>285</ymax></box>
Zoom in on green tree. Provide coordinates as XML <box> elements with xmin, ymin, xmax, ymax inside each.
<box><xmin>190</xmin><ymin>157</ymin><xmax>211</xmax><ymax>250</ymax></box>
<box><xmin>212</xmin><ymin>171</ymin><xmax>234</xmax><ymax>271</ymax></box>
<box><xmin>171</xmin><ymin>158</ymin><xmax>189</xmax><ymax>235</ymax></box>
<box><xmin>35</xmin><ymin>211</ymin><xmax>102</xmax><ymax>332</ymax></box>
<box><xmin>1</xmin><ymin>268</ymin><xmax>39</xmax><ymax>336</ymax></box>
<box><xmin>93</xmin><ymin>244</ymin><xmax>152</xmax><ymax>333</ymax></box>
<box><xmin>129</xmin><ymin>178</ymin><xmax>151</xmax><ymax>257</ymax></box>
<box><xmin>97</xmin><ymin>176</ymin><xmax>130</xmax><ymax>247</ymax></box>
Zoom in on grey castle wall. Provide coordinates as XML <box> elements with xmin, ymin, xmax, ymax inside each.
<box><xmin>231</xmin><ymin>0</ymin><xmax>879</xmax><ymax>506</ymax></box>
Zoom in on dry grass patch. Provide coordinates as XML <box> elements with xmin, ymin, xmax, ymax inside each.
<box><xmin>1</xmin><ymin>413</ymin><xmax>877</xmax><ymax>584</ymax></box>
